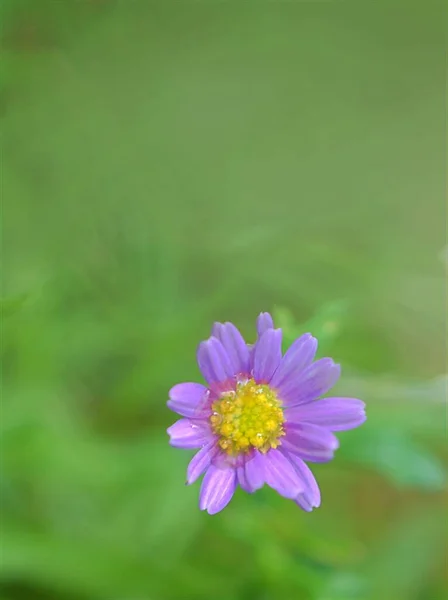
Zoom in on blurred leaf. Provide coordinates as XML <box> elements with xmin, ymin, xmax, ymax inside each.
<box><xmin>0</xmin><ymin>293</ymin><xmax>30</xmax><ymax>317</ymax></box>
<box><xmin>255</xmin><ymin>540</ymin><xmax>323</xmax><ymax>598</ymax></box>
<box><xmin>274</xmin><ymin>300</ymin><xmax>349</xmax><ymax>352</ymax></box>
<box><xmin>299</xmin><ymin>300</ymin><xmax>350</xmax><ymax>344</ymax></box>
<box><xmin>1</xmin><ymin>526</ymin><xmax>163</xmax><ymax>599</ymax></box>
<box><xmin>363</xmin><ymin>506</ymin><xmax>446</xmax><ymax>600</ymax></box>
<box><xmin>339</xmin><ymin>426</ymin><xmax>447</xmax><ymax>490</ymax></box>
<box><xmin>318</xmin><ymin>572</ymin><xmax>367</xmax><ymax>600</ymax></box>
<box><xmin>0</xmin><ymin>0</ymin><xmax>22</xmax><ymax>22</ymax></box>
<box><xmin>438</xmin><ymin>245</ymin><xmax>448</xmax><ymax>267</ymax></box>
<box><xmin>340</xmin><ymin>375</ymin><xmax>446</xmax><ymax>438</ymax></box>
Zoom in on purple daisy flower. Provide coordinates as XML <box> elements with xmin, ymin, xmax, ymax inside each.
<box><xmin>167</xmin><ymin>312</ymin><xmax>366</xmax><ymax>515</ymax></box>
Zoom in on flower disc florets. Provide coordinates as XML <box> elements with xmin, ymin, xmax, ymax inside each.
<box><xmin>210</xmin><ymin>379</ymin><xmax>285</xmax><ymax>455</ymax></box>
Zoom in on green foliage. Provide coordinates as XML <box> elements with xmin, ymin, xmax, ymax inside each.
<box><xmin>274</xmin><ymin>301</ymin><xmax>350</xmax><ymax>353</ymax></box>
<box><xmin>340</xmin><ymin>427</ymin><xmax>446</xmax><ymax>491</ymax></box>
<box><xmin>2</xmin><ymin>1</ymin><xmax>446</xmax><ymax>600</ymax></box>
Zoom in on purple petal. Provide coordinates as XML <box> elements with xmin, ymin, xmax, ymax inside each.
<box><xmin>211</xmin><ymin>322</ymin><xmax>250</xmax><ymax>376</ymax></box>
<box><xmin>187</xmin><ymin>442</ymin><xmax>216</xmax><ymax>484</ymax></box>
<box><xmin>199</xmin><ymin>465</ymin><xmax>236</xmax><ymax>514</ymax></box>
<box><xmin>167</xmin><ymin>382</ymin><xmax>209</xmax><ymax>418</ymax></box>
<box><xmin>279</xmin><ymin>358</ymin><xmax>341</xmax><ymax>406</ymax></box>
<box><xmin>236</xmin><ymin>463</ymin><xmax>252</xmax><ymax>493</ymax></box>
<box><xmin>294</xmin><ymin>495</ymin><xmax>314</xmax><ymax>512</ymax></box>
<box><xmin>282</xmin><ymin>422</ymin><xmax>339</xmax><ymax>462</ymax></box>
<box><xmin>250</xmin><ymin>313</ymin><xmax>275</xmax><ymax>370</ymax></box>
<box><xmin>286</xmin><ymin>397</ymin><xmax>366</xmax><ymax>431</ymax></box>
<box><xmin>252</xmin><ymin>328</ymin><xmax>283</xmax><ymax>384</ymax></box>
<box><xmin>237</xmin><ymin>451</ymin><xmax>265</xmax><ymax>493</ymax></box>
<box><xmin>167</xmin><ymin>418</ymin><xmax>212</xmax><ymax>449</ymax></box>
<box><xmin>261</xmin><ymin>449</ymin><xmax>305</xmax><ymax>499</ymax></box>
<box><xmin>256</xmin><ymin>312</ymin><xmax>274</xmax><ymax>336</ymax></box>
<box><xmin>283</xmin><ymin>451</ymin><xmax>321</xmax><ymax>511</ymax></box>
<box><xmin>197</xmin><ymin>337</ymin><xmax>234</xmax><ymax>386</ymax></box>
<box><xmin>270</xmin><ymin>333</ymin><xmax>318</xmax><ymax>390</ymax></box>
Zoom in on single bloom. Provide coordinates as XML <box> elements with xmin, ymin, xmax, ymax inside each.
<box><xmin>167</xmin><ymin>312</ymin><xmax>366</xmax><ymax>514</ymax></box>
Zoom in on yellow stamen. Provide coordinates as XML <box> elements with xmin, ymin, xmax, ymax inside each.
<box><xmin>210</xmin><ymin>379</ymin><xmax>285</xmax><ymax>455</ymax></box>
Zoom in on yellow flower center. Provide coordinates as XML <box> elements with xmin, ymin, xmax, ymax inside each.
<box><xmin>210</xmin><ymin>379</ymin><xmax>285</xmax><ymax>455</ymax></box>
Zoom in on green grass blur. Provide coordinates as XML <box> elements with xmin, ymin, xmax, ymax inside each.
<box><xmin>1</xmin><ymin>1</ymin><xmax>446</xmax><ymax>599</ymax></box>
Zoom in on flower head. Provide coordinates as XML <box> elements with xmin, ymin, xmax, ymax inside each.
<box><xmin>167</xmin><ymin>312</ymin><xmax>366</xmax><ymax>514</ymax></box>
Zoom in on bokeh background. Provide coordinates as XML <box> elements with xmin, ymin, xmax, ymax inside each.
<box><xmin>2</xmin><ymin>1</ymin><xmax>447</xmax><ymax>599</ymax></box>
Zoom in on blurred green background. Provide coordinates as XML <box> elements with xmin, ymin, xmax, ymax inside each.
<box><xmin>2</xmin><ymin>1</ymin><xmax>447</xmax><ymax>599</ymax></box>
